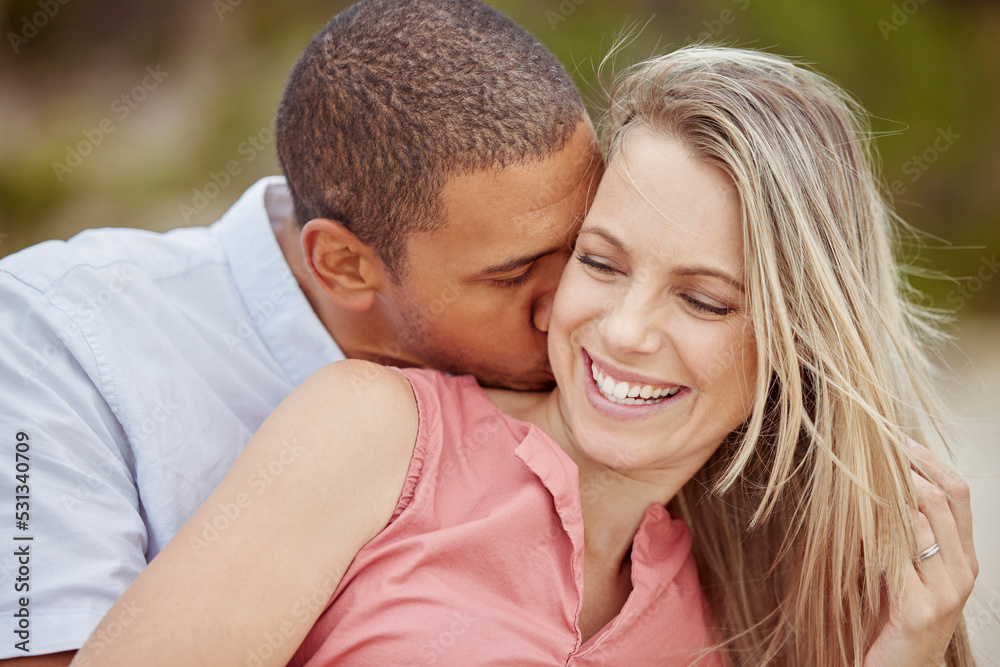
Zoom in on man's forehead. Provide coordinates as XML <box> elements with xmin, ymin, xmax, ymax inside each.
<box><xmin>413</xmin><ymin>210</ymin><xmax>576</xmax><ymax>269</ymax></box>
<box><xmin>409</xmin><ymin>123</ymin><xmax>599</xmax><ymax>274</ymax></box>
<box><xmin>404</xmin><ymin>190</ymin><xmax>582</xmax><ymax>280</ymax></box>
<box><xmin>442</xmin><ymin>168</ymin><xmax>588</xmax><ymax>218</ymax></box>
<box><xmin>435</xmin><ymin>176</ymin><xmax>586</xmax><ymax>251</ymax></box>
<box><xmin>440</xmin><ymin>123</ymin><xmax>601</xmax><ymax>216</ymax></box>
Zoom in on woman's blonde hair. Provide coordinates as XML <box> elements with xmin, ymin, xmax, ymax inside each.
<box><xmin>605</xmin><ymin>46</ymin><xmax>973</xmax><ymax>665</ymax></box>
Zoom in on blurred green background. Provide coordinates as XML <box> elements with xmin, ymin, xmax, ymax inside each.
<box><xmin>0</xmin><ymin>0</ymin><xmax>997</xmax><ymax>318</ymax></box>
<box><xmin>1</xmin><ymin>0</ymin><xmax>998</xmax><ymax>314</ymax></box>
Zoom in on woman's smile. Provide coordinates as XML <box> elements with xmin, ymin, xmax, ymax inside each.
<box><xmin>582</xmin><ymin>348</ymin><xmax>689</xmax><ymax>418</ymax></box>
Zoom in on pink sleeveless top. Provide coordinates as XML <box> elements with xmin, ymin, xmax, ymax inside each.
<box><xmin>288</xmin><ymin>368</ymin><xmax>722</xmax><ymax>666</ymax></box>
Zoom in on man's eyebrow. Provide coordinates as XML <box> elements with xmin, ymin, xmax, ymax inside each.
<box><xmin>581</xmin><ymin>227</ymin><xmax>744</xmax><ymax>292</ymax></box>
<box><xmin>476</xmin><ymin>245</ymin><xmax>565</xmax><ymax>276</ymax></box>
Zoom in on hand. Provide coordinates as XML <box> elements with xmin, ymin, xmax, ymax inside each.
<box><xmin>864</xmin><ymin>439</ymin><xmax>978</xmax><ymax>667</ymax></box>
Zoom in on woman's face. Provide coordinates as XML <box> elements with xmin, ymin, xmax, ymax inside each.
<box><xmin>548</xmin><ymin>130</ymin><xmax>758</xmax><ymax>477</ymax></box>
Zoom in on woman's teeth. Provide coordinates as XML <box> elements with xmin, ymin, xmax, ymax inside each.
<box><xmin>591</xmin><ymin>362</ymin><xmax>681</xmax><ymax>406</ymax></box>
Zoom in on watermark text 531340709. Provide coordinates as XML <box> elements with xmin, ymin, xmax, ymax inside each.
<box><xmin>11</xmin><ymin>431</ymin><xmax>33</xmax><ymax>654</ymax></box>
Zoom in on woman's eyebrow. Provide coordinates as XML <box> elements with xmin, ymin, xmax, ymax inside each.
<box><xmin>578</xmin><ymin>227</ymin><xmax>628</xmax><ymax>254</ymax></box>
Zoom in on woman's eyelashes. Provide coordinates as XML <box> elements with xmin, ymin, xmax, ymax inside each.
<box><xmin>577</xmin><ymin>252</ymin><xmax>735</xmax><ymax>316</ymax></box>
<box><xmin>576</xmin><ymin>252</ymin><xmax>618</xmax><ymax>274</ymax></box>
<box><xmin>682</xmin><ymin>294</ymin><xmax>733</xmax><ymax>316</ymax></box>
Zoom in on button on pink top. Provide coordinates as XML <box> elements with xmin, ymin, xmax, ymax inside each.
<box><xmin>288</xmin><ymin>368</ymin><xmax>723</xmax><ymax>666</ymax></box>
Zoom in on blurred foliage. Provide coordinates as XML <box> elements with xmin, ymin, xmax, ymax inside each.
<box><xmin>0</xmin><ymin>0</ymin><xmax>998</xmax><ymax>313</ymax></box>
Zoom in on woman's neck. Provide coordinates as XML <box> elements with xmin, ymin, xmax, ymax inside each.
<box><xmin>487</xmin><ymin>386</ymin><xmax>693</xmax><ymax>569</ymax></box>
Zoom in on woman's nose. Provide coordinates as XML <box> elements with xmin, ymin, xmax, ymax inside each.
<box><xmin>599</xmin><ymin>290</ymin><xmax>662</xmax><ymax>356</ymax></box>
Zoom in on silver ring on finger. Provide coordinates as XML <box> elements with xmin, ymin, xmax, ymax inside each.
<box><xmin>915</xmin><ymin>542</ymin><xmax>941</xmax><ymax>562</ymax></box>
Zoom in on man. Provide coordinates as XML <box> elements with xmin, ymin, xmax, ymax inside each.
<box><xmin>0</xmin><ymin>0</ymin><xmax>603</xmax><ymax>663</ymax></box>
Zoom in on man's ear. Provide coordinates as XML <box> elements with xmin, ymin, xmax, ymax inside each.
<box><xmin>301</xmin><ymin>219</ymin><xmax>385</xmax><ymax>312</ymax></box>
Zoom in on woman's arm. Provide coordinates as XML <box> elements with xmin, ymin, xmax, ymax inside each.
<box><xmin>70</xmin><ymin>360</ymin><xmax>419</xmax><ymax>667</ymax></box>
<box><xmin>864</xmin><ymin>441</ymin><xmax>978</xmax><ymax>667</ymax></box>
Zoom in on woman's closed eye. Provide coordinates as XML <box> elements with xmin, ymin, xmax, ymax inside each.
<box><xmin>576</xmin><ymin>253</ymin><xmax>618</xmax><ymax>274</ymax></box>
<box><xmin>579</xmin><ymin>252</ymin><xmax>735</xmax><ymax>316</ymax></box>
<box><xmin>682</xmin><ymin>294</ymin><xmax>733</xmax><ymax>316</ymax></box>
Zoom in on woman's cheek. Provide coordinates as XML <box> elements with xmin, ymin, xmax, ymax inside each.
<box><xmin>553</xmin><ymin>268</ymin><xmax>592</xmax><ymax>323</ymax></box>
<box><xmin>550</xmin><ymin>270</ymin><xmax>603</xmax><ymax>359</ymax></box>
<box><xmin>693</xmin><ymin>323</ymin><xmax>757</xmax><ymax>424</ymax></box>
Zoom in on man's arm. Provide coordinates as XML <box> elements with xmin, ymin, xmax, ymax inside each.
<box><xmin>0</xmin><ymin>274</ymin><xmax>148</xmax><ymax>658</ymax></box>
<box><xmin>71</xmin><ymin>361</ymin><xmax>418</xmax><ymax>666</ymax></box>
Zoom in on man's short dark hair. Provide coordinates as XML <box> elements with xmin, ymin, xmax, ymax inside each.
<box><xmin>275</xmin><ymin>0</ymin><xmax>586</xmax><ymax>279</ymax></box>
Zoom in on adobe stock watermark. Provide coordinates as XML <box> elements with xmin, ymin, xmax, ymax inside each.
<box><xmin>580</xmin><ymin>450</ymin><xmax>634</xmax><ymax>505</ymax></box>
<box><xmin>877</xmin><ymin>0</ymin><xmax>930</xmax><ymax>40</ymax></box>
<box><xmin>242</xmin><ymin>568</ymin><xmax>339</xmax><ymax>666</ymax></box>
<box><xmin>214</xmin><ymin>0</ymin><xmax>244</xmax><ymax>21</ymax></box>
<box><xmin>409</xmin><ymin>412</ymin><xmax>507</xmax><ymax>509</ymax></box>
<box><xmin>7</xmin><ymin>0</ymin><xmax>71</xmax><ymax>54</ymax></box>
<box><xmin>357</xmin><ymin>279</ymin><xmax>464</xmax><ymax>377</ymax></box>
<box><xmin>51</xmin><ymin>65</ymin><xmax>170</xmax><ymax>182</ymax></box>
<box><xmin>18</xmin><ymin>266</ymin><xmax>137</xmax><ymax>383</ymax></box>
<box><xmin>188</xmin><ymin>438</ymin><xmax>305</xmax><ymax>554</ymax></box>
<box><xmin>686</xmin><ymin>0</ymin><xmax>751</xmax><ymax>43</ymax></box>
<box><xmin>516</xmin><ymin>517</ymin><xmax>565</xmax><ymax>573</ymax></box>
<box><xmin>889</xmin><ymin>126</ymin><xmax>960</xmax><ymax>197</ymax></box>
<box><xmin>545</xmin><ymin>0</ymin><xmax>587</xmax><ymax>30</ymax></box>
<box><xmin>71</xmin><ymin>602</ymin><xmax>144</xmax><ymax>667</ymax></box>
<box><xmin>944</xmin><ymin>254</ymin><xmax>998</xmax><ymax>312</ymax></box>
<box><xmin>178</xmin><ymin>126</ymin><xmax>274</xmax><ymax>225</ymax></box>
<box><xmin>60</xmin><ymin>396</ymin><xmax>179</xmax><ymax>514</ymax></box>
<box><xmin>418</xmin><ymin>608</ymin><xmax>478</xmax><ymax>663</ymax></box>
<box><xmin>224</xmin><ymin>282</ymin><xmax>293</xmax><ymax>352</ymax></box>
<box><xmin>61</xmin><ymin>455</ymin><xmax>124</xmax><ymax>514</ymax></box>
<box><xmin>329</xmin><ymin>277</ymin><xmax>465</xmax><ymax>398</ymax></box>
<box><xmin>965</xmin><ymin>587</ymin><xmax>1000</xmax><ymax>646</ymax></box>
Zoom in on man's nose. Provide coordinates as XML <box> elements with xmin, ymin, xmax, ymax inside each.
<box><xmin>532</xmin><ymin>248</ymin><xmax>572</xmax><ymax>333</ymax></box>
<box><xmin>532</xmin><ymin>291</ymin><xmax>554</xmax><ymax>332</ymax></box>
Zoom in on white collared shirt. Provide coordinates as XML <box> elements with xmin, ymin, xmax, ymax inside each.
<box><xmin>0</xmin><ymin>177</ymin><xmax>343</xmax><ymax>657</ymax></box>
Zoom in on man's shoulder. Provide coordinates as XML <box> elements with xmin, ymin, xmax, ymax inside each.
<box><xmin>0</xmin><ymin>224</ymin><xmax>223</xmax><ymax>295</ymax></box>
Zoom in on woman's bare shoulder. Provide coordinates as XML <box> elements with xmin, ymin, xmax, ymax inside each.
<box><xmin>250</xmin><ymin>360</ymin><xmax>419</xmax><ymax>496</ymax></box>
<box><xmin>289</xmin><ymin>360</ymin><xmax>418</xmax><ymax>431</ymax></box>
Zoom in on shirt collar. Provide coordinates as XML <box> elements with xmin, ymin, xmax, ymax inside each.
<box><xmin>213</xmin><ymin>176</ymin><xmax>344</xmax><ymax>386</ymax></box>
<box><xmin>511</xmin><ymin>419</ymin><xmax>696</xmax><ymax>653</ymax></box>
<box><xmin>512</xmin><ymin>419</ymin><xmax>692</xmax><ymax>574</ymax></box>
<box><xmin>513</xmin><ymin>425</ymin><xmax>585</xmax><ymax>544</ymax></box>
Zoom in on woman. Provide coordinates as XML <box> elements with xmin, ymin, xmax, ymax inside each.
<box><xmin>72</xmin><ymin>47</ymin><xmax>977</xmax><ymax>666</ymax></box>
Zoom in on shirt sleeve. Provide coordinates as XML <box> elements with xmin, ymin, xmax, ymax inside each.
<box><xmin>0</xmin><ymin>272</ymin><xmax>148</xmax><ymax>658</ymax></box>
